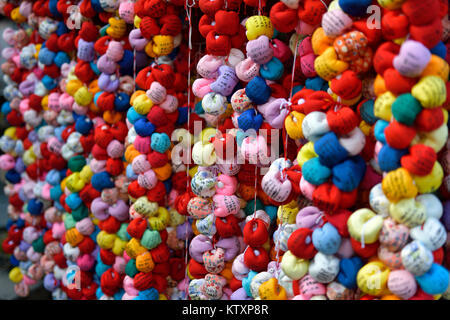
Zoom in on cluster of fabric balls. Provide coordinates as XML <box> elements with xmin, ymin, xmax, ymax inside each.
<box><xmin>0</xmin><ymin>0</ymin><xmax>449</xmax><ymax>301</ymax></box>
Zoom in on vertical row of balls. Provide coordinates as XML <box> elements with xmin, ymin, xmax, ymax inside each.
<box><xmin>122</xmin><ymin>2</ymin><xmax>189</xmax><ymax>296</ymax></box>
<box><xmin>88</xmin><ymin>17</ymin><xmax>133</xmax><ymax>300</ymax></box>
<box><xmin>185</xmin><ymin>11</ymin><xmax>248</xmax><ymax>300</ymax></box>
<box><xmin>56</xmin><ymin>14</ymin><xmax>115</xmax><ymax>299</ymax></box>
<box><xmin>236</xmin><ymin>16</ymin><xmax>299</xmax><ymax>300</ymax></box>
<box><xmin>357</xmin><ymin>0</ymin><xmax>450</xmax><ymax>299</ymax></box>
<box><xmin>268</xmin><ymin>0</ymin><xmax>373</xmax><ymax>300</ymax></box>
<box><xmin>0</xmin><ymin>5</ymin><xmax>73</xmax><ymax>298</ymax></box>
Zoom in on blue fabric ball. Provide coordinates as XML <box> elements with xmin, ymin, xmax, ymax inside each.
<box><xmin>1</xmin><ymin>101</ymin><xmax>11</xmax><ymax>115</ymax></box>
<box><xmin>42</xmin><ymin>75</ymin><xmax>57</xmax><ymax>90</ymax></box>
<box><xmin>135</xmin><ymin>288</ymin><xmax>159</xmax><ymax>300</ymax></box>
<box><xmin>306</xmin><ymin>77</ymin><xmax>328</xmax><ymax>91</ymax></box>
<box><xmin>15</xmin><ymin>218</ymin><xmax>25</xmax><ymax>229</ymax></box>
<box><xmin>176</xmin><ymin>106</ymin><xmax>188</xmax><ymax>125</ymax></box>
<box><xmin>114</xmin><ymin>289</ymin><xmax>125</xmax><ymax>300</ymax></box>
<box><xmin>66</xmin><ymin>193</ymin><xmax>82</xmax><ymax>210</ymax></box>
<box><xmin>242</xmin><ymin>271</ymin><xmax>258</xmax><ymax>297</ymax></box>
<box><xmin>28</xmin><ymin>199</ymin><xmax>43</xmax><ymax>216</ymax></box>
<box><xmin>54</xmin><ymin>51</ymin><xmax>70</xmax><ymax>67</ymax></box>
<box><xmin>56</xmin><ymin>22</ymin><xmax>69</xmax><ymax>36</ymax></box>
<box><xmin>48</xmin><ymin>0</ymin><xmax>62</xmax><ymax>18</ymax></box>
<box><xmin>339</xmin><ymin>0</ymin><xmax>372</xmax><ymax>16</ymax></box>
<box><xmin>90</xmin><ymin>225</ymin><xmax>101</xmax><ymax>242</ymax></box>
<box><xmin>374</xmin><ymin>120</ymin><xmax>389</xmax><ymax>144</ymax></box>
<box><xmin>5</xmin><ymin>169</ymin><xmax>20</xmax><ymax>184</ymax></box>
<box><xmin>91</xmin><ymin>171</ymin><xmax>114</xmax><ymax>191</ymax></box>
<box><xmin>127</xmin><ymin>107</ymin><xmax>145</xmax><ymax>124</ymax></box>
<box><xmin>430</xmin><ymin>41</ymin><xmax>447</xmax><ymax>60</ymax></box>
<box><xmin>91</xmin><ymin>0</ymin><xmax>104</xmax><ymax>12</ymax></box>
<box><xmin>115</xmin><ymin>92</ymin><xmax>130</xmax><ymax>112</ymax></box>
<box><xmin>75</xmin><ymin>116</ymin><xmax>93</xmax><ymax>135</ymax></box>
<box><xmin>90</xmin><ymin>61</ymin><xmax>100</xmax><ymax>75</ymax></box>
<box><xmin>359</xmin><ymin>99</ymin><xmax>378</xmax><ymax>125</ymax></box>
<box><xmin>302</xmin><ymin>157</ymin><xmax>332</xmax><ymax>185</ymax></box>
<box><xmin>54</xmin><ymin>126</ymin><xmax>66</xmax><ymax>142</ymax></box>
<box><xmin>163</xmin><ymin>179</ymin><xmax>172</xmax><ymax>194</ymax></box>
<box><xmin>264</xmin><ymin>205</ymin><xmax>278</xmax><ymax>224</ymax></box>
<box><xmin>46</xmin><ymin>169</ymin><xmax>61</xmax><ymax>185</ymax></box>
<box><xmin>314</xmin><ymin>132</ymin><xmax>349</xmax><ymax>167</ymax></box>
<box><xmin>415</xmin><ymin>263</ymin><xmax>450</xmax><ymax>295</ymax></box>
<box><xmin>38</xmin><ymin>47</ymin><xmax>56</xmax><ymax>66</ymax></box>
<box><xmin>126</xmin><ymin>164</ymin><xmax>138</xmax><ymax>181</ymax></box>
<box><xmin>246</xmin><ymin>76</ymin><xmax>271</xmax><ymax>105</ymax></box>
<box><xmin>292</xmin><ymin>85</ymin><xmax>304</xmax><ymax>95</ymax></box>
<box><xmin>118</xmin><ymin>50</ymin><xmax>134</xmax><ymax>75</ymax></box>
<box><xmin>151</xmin><ymin>132</ymin><xmax>171</xmax><ymax>153</ymax></box>
<box><xmin>260</xmin><ymin>57</ymin><xmax>284</xmax><ymax>81</ymax></box>
<box><xmin>10</xmin><ymin>255</ymin><xmax>19</xmax><ymax>267</ymax></box>
<box><xmin>238</xmin><ymin>109</ymin><xmax>264</xmax><ymax>131</ymax></box>
<box><xmin>312</xmin><ymin>222</ymin><xmax>342</xmax><ymax>255</ymax></box>
<box><xmin>337</xmin><ymin>257</ymin><xmax>363</xmax><ymax>289</ymax></box>
<box><xmin>50</xmin><ymin>185</ymin><xmax>63</xmax><ymax>202</ymax></box>
<box><xmin>195</xmin><ymin>101</ymin><xmax>205</xmax><ymax>115</ymax></box>
<box><xmin>378</xmin><ymin>144</ymin><xmax>408</xmax><ymax>172</ymax></box>
<box><xmin>134</xmin><ymin>118</ymin><xmax>155</xmax><ymax>137</ymax></box>
<box><xmin>332</xmin><ymin>156</ymin><xmax>366</xmax><ymax>192</ymax></box>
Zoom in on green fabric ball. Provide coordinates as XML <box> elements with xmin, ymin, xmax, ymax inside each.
<box><xmin>392</xmin><ymin>93</ymin><xmax>422</xmax><ymax>126</ymax></box>
<box><xmin>32</xmin><ymin>236</ymin><xmax>45</xmax><ymax>253</ymax></box>
<box><xmin>71</xmin><ymin>205</ymin><xmax>89</xmax><ymax>221</ymax></box>
<box><xmin>68</xmin><ymin>155</ymin><xmax>86</xmax><ymax>172</ymax></box>
<box><xmin>141</xmin><ymin>230</ymin><xmax>162</xmax><ymax>250</ymax></box>
<box><xmin>117</xmin><ymin>223</ymin><xmax>129</xmax><ymax>241</ymax></box>
<box><xmin>64</xmin><ymin>213</ymin><xmax>77</xmax><ymax>230</ymax></box>
<box><xmin>125</xmin><ymin>259</ymin><xmax>139</xmax><ymax>277</ymax></box>
<box><xmin>244</xmin><ymin>199</ymin><xmax>264</xmax><ymax>216</ymax></box>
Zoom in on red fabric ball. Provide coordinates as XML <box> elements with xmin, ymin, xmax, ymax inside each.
<box><xmin>402</xmin><ymin>0</ymin><xmax>439</xmax><ymax>26</ymax></box>
<box><xmin>215</xmin><ymin>214</ymin><xmax>242</xmax><ymax>238</ymax></box>
<box><xmin>414</xmin><ymin>107</ymin><xmax>445</xmax><ymax>132</ymax></box>
<box><xmin>243</xmin><ymin>246</ymin><xmax>269</xmax><ymax>272</ymax></box>
<box><xmin>270</xmin><ymin>2</ymin><xmax>298</xmax><ymax>33</ymax></box>
<box><xmin>298</xmin><ymin>0</ymin><xmax>327</xmax><ymax>26</ymax></box>
<box><xmin>243</xmin><ymin>219</ymin><xmax>269</xmax><ymax>247</ymax></box>
<box><xmin>146</xmin><ymin>181</ymin><xmax>166</xmax><ymax>204</ymax></box>
<box><xmin>384</xmin><ymin>120</ymin><xmax>417</xmax><ymax>149</ymax></box>
<box><xmin>188</xmin><ymin>258</ymin><xmax>208</xmax><ymax>279</ymax></box>
<box><xmin>74</xmin><ymin>60</ymin><xmax>95</xmax><ymax>83</ymax></box>
<box><xmin>206</xmin><ymin>31</ymin><xmax>231</xmax><ymax>57</ymax></box>
<box><xmin>98</xmin><ymin>216</ymin><xmax>122</xmax><ymax>234</ymax></box>
<box><xmin>410</xmin><ymin>18</ymin><xmax>443</xmax><ymax>49</ymax></box>
<box><xmin>401</xmin><ymin>144</ymin><xmax>437</xmax><ymax>176</ymax></box>
<box><xmin>134</xmin><ymin>272</ymin><xmax>154</xmax><ymax>291</ymax></box>
<box><xmin>373</xmin><ymin>42</ymin><xmax>400</xmax><ymax>75</ymax></box>
<box><xmin>326</xmin><ymin>106</ymin><xmax>359</xmax><ymax>135</ymax></box>
<box><xmin>140</xmin><ymin>17</ymin><xmax>160</xmax><ymax>39</ymax></box>
<box><xmin>159</xmin><ymin>14</ymin><xmax>182</xmax><ymax>36</ymax></box>
<box><xmin>287</xmin><ymin>228</ymin><xmax>317</xmax><ymax>259</ymax></box>
<box><xmin>100</xmin><ymin>249</ymin><xmax>116</xmax><ymax>266</ymax></box>
<box><xmin>199</xmin><ymin>14</ymin><xmax>215</xmax><ymax>38</ymax></box>
<box><xmin>215</xmin><ymin>10</ymin><xmax>240</xmax><ymax>36</ymax></box>
<box><xmin>127</xmin><ymin>217</ymin><xmax>148</xmax><ymax>239</ymax></box>
<box><xmin>350</xmin><ymin>237</ymin><xmax>379</xmax><ymax>258</ymax></box>
<box><xmin>383</xmin><ymin>68</ymin><xmax>417</xmax><ymax>95</ymax></box>
<box><xmin>150</xmin><ymin>243</ymin><xmax>170</xmax><ymax>263</ymax></box>
<box><xmin>78</xmin><ymin>236</ymin><xmax>96</xmax><ymax>254</ymax></box>
<box><xmin>199</xmin><ymin>0</ymin><xmax>224</xmax><ymax>17</ymax></box>
<box><xmin>381</xmin><ymin>10</ymin><xmax>409</xmax><ymax>40</ymax></box>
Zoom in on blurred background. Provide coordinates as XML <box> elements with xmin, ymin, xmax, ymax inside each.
<box><xmin>0</xmin><ymin>16</ymin><xmax>51</xmax><ymax>299</ymax></box>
